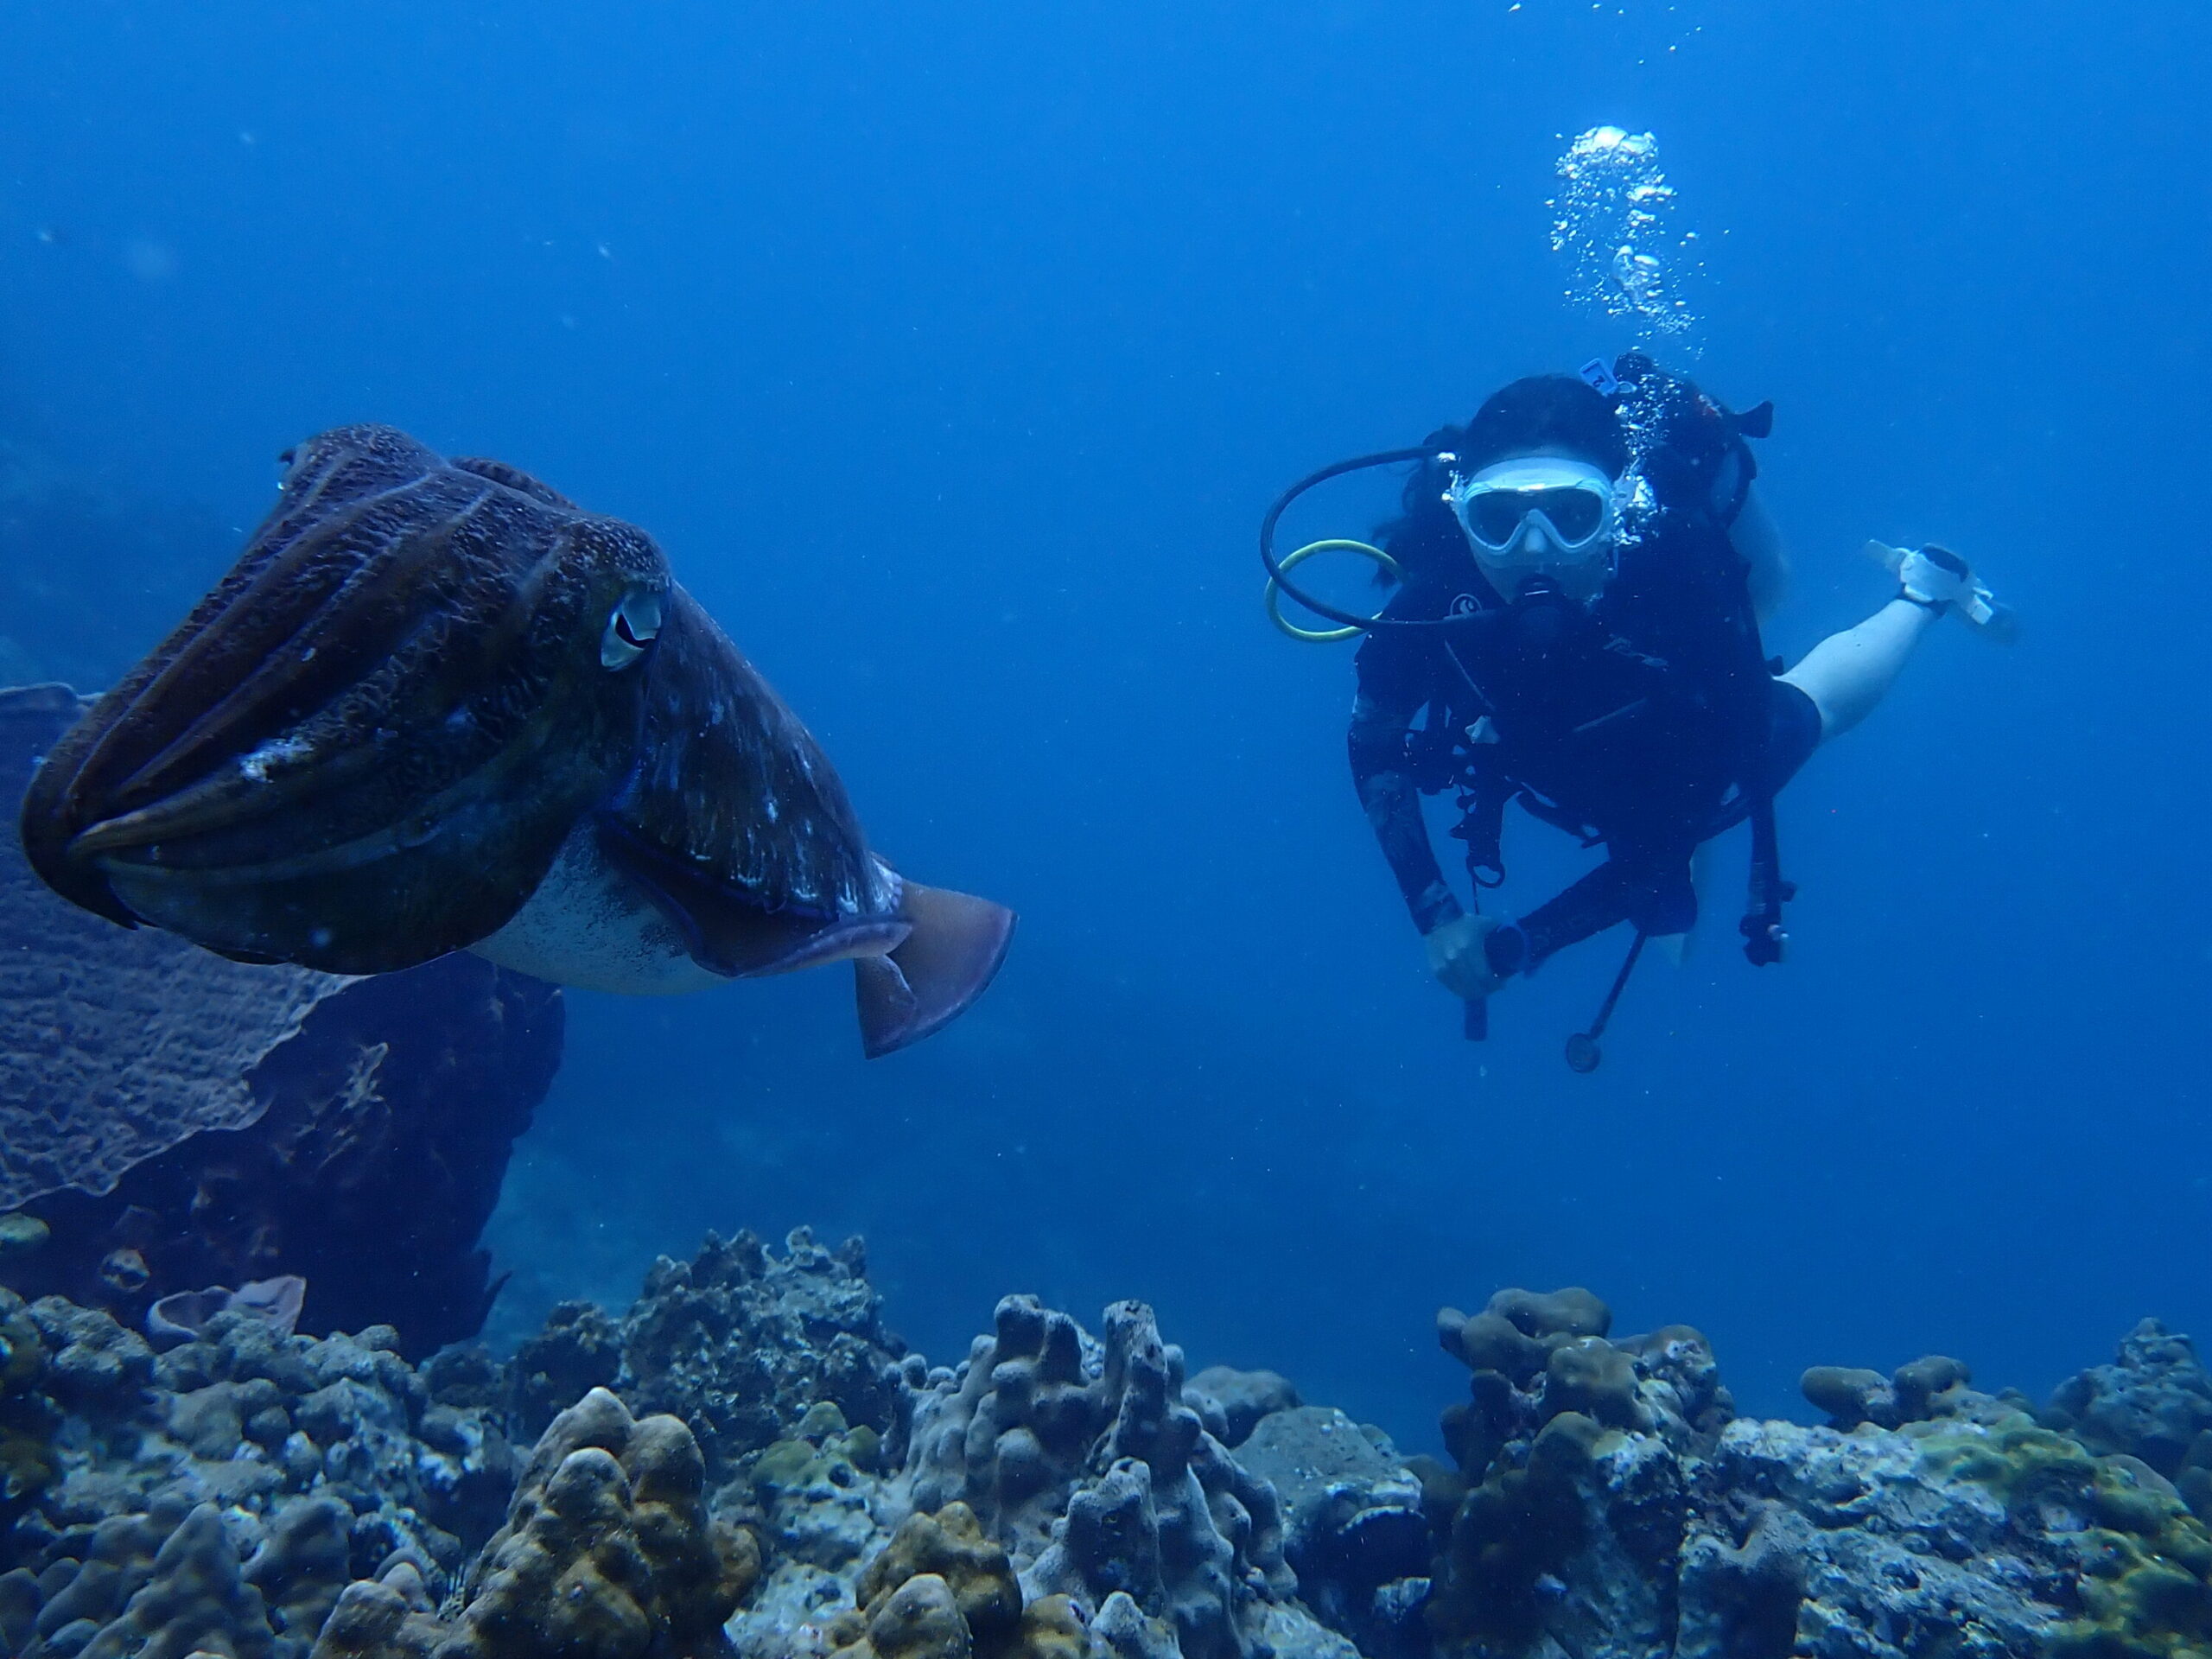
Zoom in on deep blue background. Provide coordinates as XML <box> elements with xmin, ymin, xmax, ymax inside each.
<box><xmin>3</xmin><ymin>1</ymin><xmax>2206</xmax><ymax>1443</ymax></box>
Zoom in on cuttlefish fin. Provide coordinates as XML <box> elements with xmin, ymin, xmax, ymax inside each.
<box><xmin>596</xmin><ymin>815</ymin><xmax>905</xmax><ymax>976</ymax></box>
<box><xmin>855</xmin><ymin>880</ymin><xmax>1016</xmax><ymax>1058</ymax></box>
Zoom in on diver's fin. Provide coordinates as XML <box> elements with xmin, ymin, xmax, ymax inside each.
<box><xmin>853</xmin><ymin>880</ymin><xmax>1014</xmax><ymax>1058</ymax></box>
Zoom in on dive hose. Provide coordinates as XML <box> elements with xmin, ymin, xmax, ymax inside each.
<box><xmin>1266</xmin><ymin>540</ymin><xmax>1405</xmax><ymax>640</ymax></box>
<box><xmin>1259</xmin><ymin>445</ymin><xmax>1468</xmax><ymax>636</ymax></box>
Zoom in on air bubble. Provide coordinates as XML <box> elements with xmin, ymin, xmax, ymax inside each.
<box><xmin>1551</xmin><ymin>125</ymin><xmax>1705</xmax><ymax>349</ymax></box>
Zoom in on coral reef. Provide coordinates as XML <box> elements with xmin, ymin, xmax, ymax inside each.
<box><xmin>899</xmin><ymin>1294</ymin><xmax>1302</xmax><ymax>1658</ymax></box>
<box><xmin>713</xmin><ymin>1280</ymin><xmax>1354</xmax><ymax>1659</ymax></box>
<box><xmin>2043</xmin><ymin>1317</ymin><xmax>2212</xmax><ymax>1519</ymax></box>
<box><xmin>2</xmin><ymin>684</ymin><xmax>565</xmax><ymax>1355</ymax></box>
<box><xmin>9</xmin><ymin>1224</ymin><xmax>2212</xmax><ymax>1659</ymax></box>
<box><xmin>1</xmin><ymin>1304</ymin><xmax>756</xmax><ymax>1659</ymax></box>
<box><xmin>1416</xmin><ymin>1286</ymin><xmax>2212</xmax><ymax>1659</ymax></box>
<box><xmin>620</xmin><ymin>1230</ymin><xmax>906</xmax><ymax>1480</ymax></box>
<box><xmin>499</xmin><ymin>1226</ymin><xmax>908</xmax><ymax>1459</ymax></box>
<box><xmin>1</xmin><ymin>1294</ymin><xmax>519</xmax><ymax>1626</ymax></box>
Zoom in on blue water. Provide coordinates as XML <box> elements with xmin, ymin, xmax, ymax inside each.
<box><xmin>3</xmin><ymin>1</ymin><xmax>2206</xmax><ymax>1446</ymax></box>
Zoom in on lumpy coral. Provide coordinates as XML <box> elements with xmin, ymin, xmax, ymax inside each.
<box><xmin>438</xmin><ymin>1387</ymin><xmax>759</xmax><ymax>1659</ymax></box>
<box><xmin>817</xmin><ymin>1503</ymin><xmax>1098</xmax><ymax>1659</ymax></box>
<box><xmin>1799</xmin><ymin>1350</ymin><xmax>1978</xmax><ymax>1429</ymax></box>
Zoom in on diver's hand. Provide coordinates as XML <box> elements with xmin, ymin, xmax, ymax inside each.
<box><xmin>1867</xmin><ymin>541</ymin><xmax>2018</xmax><ymax>643</ymax></box>
<box><xmin>1897</xmin><ymin>544</ymin><xmax>1974</xmax><ymax>611</ymax></box>
<box><xmin>1425</xmin><ymin>913</ymin><xmax>1512</xmax><ymax>1001</ymax></box>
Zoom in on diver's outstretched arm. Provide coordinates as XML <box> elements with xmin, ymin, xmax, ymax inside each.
<box><xmin>1781</xmin><ymin>543</ymin><xmax>2009</xmax><ymax>742</ymax></box>
<box><xmin>1780</xmin><ymin>596</ymin><xmax>1938</xmax><ymax>742</ymax></box>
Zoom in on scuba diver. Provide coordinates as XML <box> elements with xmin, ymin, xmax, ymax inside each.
<box><xmin>1261</xmin><ymin>353</ymin><xmax>2013</xmax><ymax>1068</ymax></box>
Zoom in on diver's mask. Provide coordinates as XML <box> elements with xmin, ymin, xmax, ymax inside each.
<box><xmin>1445</xmin><ymin>456</ymin><xmax>1620</xmax><ymax>606</ymax></box>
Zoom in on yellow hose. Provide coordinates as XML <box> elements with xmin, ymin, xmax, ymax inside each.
<box><xmin>1265</xmin><ymin>539</ymin><xmax>1405</xmax><ymax>641</ymax></box>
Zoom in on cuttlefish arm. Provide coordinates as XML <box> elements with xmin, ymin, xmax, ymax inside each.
<box><xmin>590</xmin><ymin>588</ymin><xmax>1014</xmax><ymax>1057</ymax></box>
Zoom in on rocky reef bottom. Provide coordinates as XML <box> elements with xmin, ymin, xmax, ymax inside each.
<box><xmin>2</xmin><ymin>1228</ymin><xmax>2209</xmax><ymax>1659</ymax></box>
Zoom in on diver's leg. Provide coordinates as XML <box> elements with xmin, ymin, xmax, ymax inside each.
<box><xmin>1780</xmin><ymin>598</ymin><xmax>1936</xmax><ymax>742</ymax></box>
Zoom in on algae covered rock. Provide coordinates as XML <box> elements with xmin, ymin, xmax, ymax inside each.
<box><xmin>2044</xmin><ymin>1316</ymin><xmax>2212</xmax><ymax>1523</ymax></box>
<box><xmin>1800</xmin><ymin>1350</ymin><xmax>1979</xmax><ymax>1429</ymax></box>
<box><xmin>746</xmin><ymin>1401</ymin><xmax>887</xmax><ymax>1570</ymax></box>
<box><xmin>1415</xmin><ymin>1299</ymin><xmax>2212</xmax><ymax>1659</ymax></box>
<box><xmin>1233</xmin><ymin>1407</ymin><xmax>1427</xmax><ymax>1657</ymax></box>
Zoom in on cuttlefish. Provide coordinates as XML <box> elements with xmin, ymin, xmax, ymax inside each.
<box><xmin>20</xmin><ymin>425</ymin><xmax>1014</xmax><ymax>1057</ymax></box>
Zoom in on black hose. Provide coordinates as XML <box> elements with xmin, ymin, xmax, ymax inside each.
<box><xmin>1259</xmin><ymin>446</ymin><xmax>1478</xmax><ymax>633</ymax></box>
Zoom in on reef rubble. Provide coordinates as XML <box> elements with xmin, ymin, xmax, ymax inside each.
<box><xmin>1</xmin><ymin>1228</ymin><xmax>2209</xmax><ymax>1658</ymax></box>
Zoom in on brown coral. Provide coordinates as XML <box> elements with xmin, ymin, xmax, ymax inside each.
<box><xmin>825</xmin><ymin>1504</ymin><xmax>1097</xmax><ymax>1659</ymax></box>
<box><xmin>442</xmin><ymin>1386</ymin><xmax>759</xmax><ymax>1659</ymax></box>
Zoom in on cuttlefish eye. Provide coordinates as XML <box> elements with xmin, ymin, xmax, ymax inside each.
<box><xmin>601</xmin><ymin>588</ymin><xmax>664</xmax><ymax>670</ymax></box>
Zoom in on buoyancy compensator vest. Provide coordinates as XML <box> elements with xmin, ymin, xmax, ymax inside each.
<box><xmin>1411</xmin><ymin>353</ymin><xmax>1795</xmax><ymax>967</ymax></box>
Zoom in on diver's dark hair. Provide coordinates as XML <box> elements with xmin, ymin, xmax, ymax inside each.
<box><xmin>1456</xmin><ymin>374</ymin><xmax>1629</xmax><ymax>477</ymax></box>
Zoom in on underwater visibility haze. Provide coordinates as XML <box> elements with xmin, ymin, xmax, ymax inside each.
<box><xmin>0</xmin><ymin>3</ymin><xmax>2209</xmax><ymax>1652</ymax></box>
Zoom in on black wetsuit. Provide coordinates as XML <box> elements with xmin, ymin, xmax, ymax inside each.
<box><xmin>1347</xmin><ymin>475</ymin><xmax>1821</xmax><ymax>970</ymax></box>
